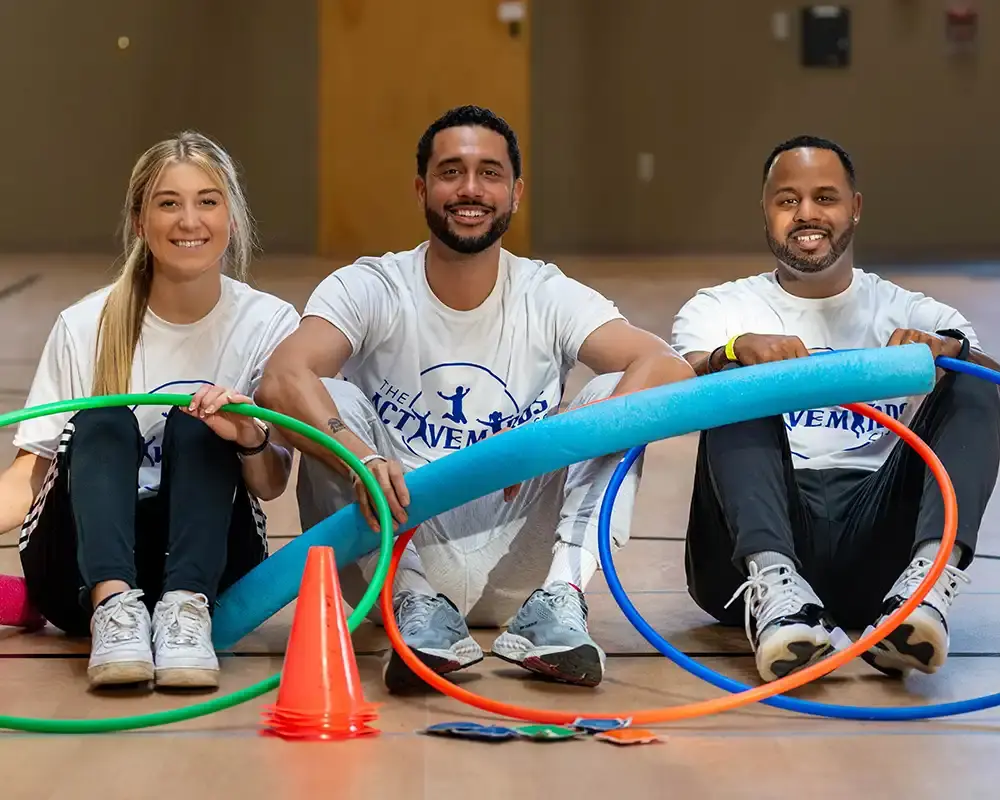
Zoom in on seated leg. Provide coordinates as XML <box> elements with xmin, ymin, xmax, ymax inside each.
<box><xmin>19</xmin><ymin>407</ymin><xmax>154</xmax><ymax>688</ymax></box>
<box><xmin>685</xmin><ymin>411</ymin><xmax>849</xmax><ymax>683</ymax></box>
<box><xmin>147</xmin><ymin>408</ymin><xmax>259</xmax><ymax>689</ymax></box>
<box><xmin>492</xmin><ymin>372</ymin><xmax>643</xmax><ymax>688</ymax></box>
<box><xmin>294</xmin><ymin>378</ymin><xmax>483</xmax><ymax>694</ymax></box>
<box><xmin>857</xmin><ymin>372</ymin><xmax>1000</xmax><ymax>676</ymax></box>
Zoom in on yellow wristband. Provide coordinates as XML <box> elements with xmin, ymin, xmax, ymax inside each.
<box><xmin>724</xmin><ymin>334</ymin><xmax>742</xmax><ymax>363</ymax></box>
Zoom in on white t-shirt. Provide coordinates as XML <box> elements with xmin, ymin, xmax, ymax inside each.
<box><xmin>14</xmin><ymin>275</ymin><xmax>300</xmax><ymax>495</ymax></box>
<box><xmin>304</xmin><ymin>242</ymin><xmax>624</xmax><ymax>471</ymax></box>
<box><xmin>671</xmin><ymin>268</ymin><xmax>979</xmax><ymax>472</ymax></box>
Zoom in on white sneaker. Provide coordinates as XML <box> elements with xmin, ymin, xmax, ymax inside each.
<box><xmin>726</xmin><ymin>563</ymin><xmax>849</xmax><ymax>683</ymax></box>
<box><xmin>152</xmin><ymin>591</ymin><xmax>220</xmax><ymax>688</ymax></box>
<box><xmin>88</xmin><ymin>589</ymin><xmax>154</xmax><ymax>688</ymax></box>
<box><xmin>862</xmin><ymin>557</ymin><xmax>970</xmax><ymax>677</ymax></box>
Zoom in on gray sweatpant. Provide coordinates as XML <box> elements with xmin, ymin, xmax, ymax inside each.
<box><xmin>295</xmin><ymin>372</ymin><xmax>642</xmax><ymax>626</ymax></box>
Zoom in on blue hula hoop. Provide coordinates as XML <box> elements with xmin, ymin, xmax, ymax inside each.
<box><xmin>596</xmin><ymin>356</ymin><xmax>1000</xmax><ymax>720</ymax></box>
<box><xmin>936</xmin><ymin>355</ymin><xmax>1000</xmax><ymax>385</ymax></box>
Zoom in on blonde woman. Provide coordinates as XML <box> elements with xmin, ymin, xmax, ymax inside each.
<box><xmin>2</xmin><ymin>132</ymin><xmax>299</xmax><ymax>690</ymax></box>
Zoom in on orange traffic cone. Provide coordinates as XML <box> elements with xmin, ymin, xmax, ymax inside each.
<box><xmin>261</xmin><ymin>545</ymin><xmax>380</xmax><ymax>741</ymax></box>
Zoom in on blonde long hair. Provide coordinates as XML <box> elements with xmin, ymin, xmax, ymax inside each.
<box><xmin>92</xmin><ymin>131</ymin><xmax>256</xmax><ymax>396</ymax></box>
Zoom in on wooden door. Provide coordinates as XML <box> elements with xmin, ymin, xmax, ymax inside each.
<box><xmin>318</xmin><ymin>0</ymin><xmax>531</xmax><ymax>259</ymax></box>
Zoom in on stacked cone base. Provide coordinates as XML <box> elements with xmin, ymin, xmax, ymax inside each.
<box><xmin>259</xmin><ymin>545</ymin><xmax>381</xmax><ymax>741</ymax></box>
<box><xmin>261</xmin><ymin>705</ymin><xmax>381</xmax><ymax>741</ymax></box>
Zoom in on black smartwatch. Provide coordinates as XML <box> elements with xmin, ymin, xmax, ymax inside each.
<box><xmin>936</xmin><ymin>328</ymin><xmax>971</xmax><ymax>360</ymax></box>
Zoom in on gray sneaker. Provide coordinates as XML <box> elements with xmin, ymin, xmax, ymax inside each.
<box><xmin>383</xmin><ymin>591</ymin><xmax>484</xmax><ymax>694</ymax></box>
<box><xmin>491</xmin><ymin>581</ymin><xmax>606</xmax><ymax>687</ymax></box>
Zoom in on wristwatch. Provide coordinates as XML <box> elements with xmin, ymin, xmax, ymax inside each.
<box><xmin>237</xmin><ymin>420</ymin><xmax>270</xmax><ymax>457</ymax></box>
<box><xmin>936</xmin><ymin>328</ymin><xmax>971</xmax><ymax>360</ymax></box>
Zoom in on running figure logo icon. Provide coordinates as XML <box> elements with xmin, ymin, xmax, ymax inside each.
<box><xmin>369</xmin><ymin>362</ymin><xmax>552</xmax><ymax>463</ymax></box>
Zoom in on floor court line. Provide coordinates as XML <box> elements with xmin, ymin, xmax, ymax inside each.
<box><xmin>4</xmin><ymin>650</ymin><xmax>1000</xmax><ymax>660</ymax></box>
<box><xmin>0</xmin><ymin>274</ymin><xmax>39</xmax><ymax>303</ymax></box>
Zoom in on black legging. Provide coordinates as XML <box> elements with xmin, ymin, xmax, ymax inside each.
<box><xmin>19</xmin><ymin>406</ymin><xmax>267</xmax><ymax>636</ymax></box>
<box><xmin>684</xmin><ymin>370</ymin><xmax>1000</xmax><ymax>630</ymax></box>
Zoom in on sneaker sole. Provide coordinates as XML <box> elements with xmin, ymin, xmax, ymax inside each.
<box><xmin>492</xmin><ymin>636</ymin><xmax>605</xmax><ymax>687</ymax></box>
<box><xmin>757</xmin><ymin>624</ymin><xmax>846</xmax><ymax>683</ymax></box>
<box><xmin>88</xmin><ymin>660</ymin><xmax>155</xmax><ymax>687</ymax></box>
<box><xmin>384</xmin><ymin>639</ymin><xmax>484</xmax><ymax>694</ymax></box>
<box><xmin>861</xmin><ymin>613</ymin><xmax>948</xmax><ymax>678</ymax></box>
<box><xmin>155</xmin><ymin>667</ymin><xmax>220</xmax><ymax>689</ymax></box>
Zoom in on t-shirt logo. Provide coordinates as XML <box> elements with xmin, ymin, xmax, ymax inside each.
<box><xmin>783</xmin><ymin>346</ymin><xmax>910</xmax><ymax>461</ymax></box>
<box><xmin>132</xmin><ymin>378</ymin><xmax>214</xmax><ymax>492</ymax></box>
<box><xmin>438</xmin><ymin>385</ymin><xmax>472</xmax><ymax>424</ymax></box>
<box><xmin>784</xmin><ymin>402</ymin><xmax>909</xmax><ymax>459</ymax></box>
<box><xmin>369</xmin><ymin>361</ymin><xmax>550</xmax><ymax>463</ymax></box>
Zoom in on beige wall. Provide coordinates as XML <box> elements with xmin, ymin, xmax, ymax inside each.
<box><xmin>0</xmin><ymin>1</ymin><xmax>316</xmax><ymax>254</ymax></box>
<box><xmin>1</xmin><ymin>2</ymin><xmax>996</xmax><ymax>261</ymax></box>
<box><xmin>530</xmin><ymin>1</ymin><xmax>999</xmax><ymax>261</ymax></box>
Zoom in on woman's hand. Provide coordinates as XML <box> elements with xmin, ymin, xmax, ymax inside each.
<box><xmin>184</xmin><ymin>385</ymin><xmax>266</xmax><ymax>449</ymax></box>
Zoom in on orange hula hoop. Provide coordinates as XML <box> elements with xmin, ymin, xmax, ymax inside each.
<box><xmin>378</xmin><ymin>401</ymin><xmax>957</xmax><ymax>725</ymax></box>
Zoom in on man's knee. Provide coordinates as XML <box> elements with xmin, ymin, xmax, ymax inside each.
<box><xmin>570</xmin><ymin>372</ymin><xmax>623</xmax><ymax>407</ymax></box>
<box><xmin>923</xmin><ymin>371</ymin><xmax>1000</xmax><ymax>463</ymax></box>
<box><xmin>320</xmin><ymin>378</ymin><xmax>377</xmax><ymax>430</ymax></box>
<box><xmin>322</xmin><ymin>378</ymin><xmax>369</xmax><ymax>411</ymax></box>
<box><xmin>947</xmin><ymin>370</ymin><xmax>1000</xmax><ymax>412</ymax></box>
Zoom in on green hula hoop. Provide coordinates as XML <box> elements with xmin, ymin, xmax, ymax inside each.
<box><xmin>0</xmin><ymin>393</ymin><xmax>395</xmax><ymax>734</ymax></box>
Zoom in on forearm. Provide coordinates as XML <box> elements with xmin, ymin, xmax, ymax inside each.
<box><xmin>0</xmin><ymin>487</ymin><xmax>33</xmax><ymax>535</ymax></box>
<box><xmin>609</xmin><ymin>349</ymin><xmax>696</xmax><ymax>397</ymax></box>
<box><xmin>239</xmin><ymin>441</ymin><xmax>292</xmax><ymax>502</ymax></box>
<box><xmin>0</xmin><ymin>455</ymin><xmax>45</xmax><ymax>535</ymax></box>
<box><xmin>255</xmin><ymin>368</ymin><xmax>373</xmax><ymax>478</ymax></box>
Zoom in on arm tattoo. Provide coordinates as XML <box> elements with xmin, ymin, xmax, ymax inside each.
<box><xmin>327</xmin><ymin>417</ymin><xmax>346</xmax><ymax>435</ymax></box>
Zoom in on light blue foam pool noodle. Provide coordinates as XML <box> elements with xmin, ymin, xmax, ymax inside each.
<box><xmin>212</xmin><ymin>344</ymin><xmax>935</xmax><ymax>647</ymax></box>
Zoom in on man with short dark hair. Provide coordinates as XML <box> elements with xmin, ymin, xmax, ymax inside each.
<box><xmin>671</xmin><ymin>134</ymin><xmax>1000</xmax><ymax>684</ymax></box>
<box><xmin>257</xmin><ymin>105</ymin><xmax>694</xmax><ymax>692</ymax></box>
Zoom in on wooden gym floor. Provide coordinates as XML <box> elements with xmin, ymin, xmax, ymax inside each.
<box><xmin>1</xmin><ymin>253</ymin><xmax>999</xmax><ymax>799</ymax></box>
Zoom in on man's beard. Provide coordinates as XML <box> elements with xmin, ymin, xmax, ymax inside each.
<box><xmin>767</xmin><ymin>221</ymin><xmax>855</xmax><ymax>273</ymax></box>
<box><xmin>425</xmin><ymin>203</ymin><xmax>513</xmax><ymax>255</ymax></box>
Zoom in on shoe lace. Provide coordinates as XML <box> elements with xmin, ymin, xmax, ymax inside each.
<box><xmin>158</xmin><ymin>595</ymin><xmax>210</xmax><ymax>648</ymax></box>
<box><xmin>724</xmin><ymin>564</ymin><xmax>809</xmax><ymax>644</ymax></box>
<box><xmin>541</xmin><ymin>585</ymin><xmax>588</xmax><ymax>632</ymax></box>
<box><xmin>395</xmin><ymin>593</ymin><xmax>438</xmax><ymax>637</ymax></box>
<box><xmin>895</xmin><ymin>557</ymin><xmax>970</xmax><ymax>610</ymax></box>
<box><xmin>97</xmin><ymin>589</ymin><xmax>146</xmax><ymax>645</ymax></box>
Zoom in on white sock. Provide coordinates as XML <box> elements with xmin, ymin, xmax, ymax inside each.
<box><xmin>915</xmin><ymin>540</ymin><xmax>963</xmax><ymax>568</ymax></box>
<box><xmin>746</xmin><ymin>551</ymin><xmax>796</xmax><ymax>573</ymax></box>
<box><xmin>543</xmin><ymin>542</ymin><xmax>599</xmax><ymax>591</ymax></box>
